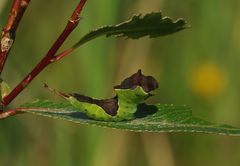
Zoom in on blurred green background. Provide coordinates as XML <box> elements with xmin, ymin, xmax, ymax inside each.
<box><xmin>1</xmin><ymin>0</ymin><xmax>240</xmax><ymax>165</ymax></box>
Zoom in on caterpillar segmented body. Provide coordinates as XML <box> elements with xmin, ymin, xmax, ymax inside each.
<box><xmin>47</xmin><ymin>70</ymin><xmax>159</xmax><ymax>121</ymax></box>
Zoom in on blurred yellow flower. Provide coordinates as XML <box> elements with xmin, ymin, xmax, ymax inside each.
<box><xmin>190</xmin><ymin>62</ymin><xmax>227</xmax><ymax>99</ymax></box>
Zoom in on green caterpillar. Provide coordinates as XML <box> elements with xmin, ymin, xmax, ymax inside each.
<box><xmin>47</xmin><ymin>70</ymin><xmax>158</xmax><ymax>121</ymax></box>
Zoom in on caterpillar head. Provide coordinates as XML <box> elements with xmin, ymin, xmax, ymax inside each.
<box><xmin>114</xmin><ymin>69</ymin><xmax>159</xmax><ymax>93</ymax></box>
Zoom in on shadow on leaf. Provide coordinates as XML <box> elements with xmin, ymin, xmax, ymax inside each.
<box><xmin>135</xmin><ymin>103</ymin><xmax>158</xmax><ymax>119</ymax></box>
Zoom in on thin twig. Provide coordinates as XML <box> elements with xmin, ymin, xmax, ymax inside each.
<box><xmin>0</xmin><ymin>0</ymin><xmax>31</xmax><ymax>74</ymax></box>
<box><xmin>2</xmin><ymin>0</ymin><xmax>87</xmax><ymax>107</ymax></box>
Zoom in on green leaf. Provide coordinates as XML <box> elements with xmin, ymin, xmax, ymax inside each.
<box><xmin>75</xmin><ymin>12</ymin><xmax>188</xmax><ymax>47</ymax></box>
<box><xmin>17</xmin><ymin>100</ymin><xmax>240</xmax><ymax>136</ymax></box>
<box><xmin>15</xmin><ymin>70</ymin><xmax>240</xmax><ymax>136</ymax></box>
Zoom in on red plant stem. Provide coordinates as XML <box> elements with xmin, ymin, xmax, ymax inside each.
<box><xmin>2</xmin><ymin>0</ymin><xmax>87</xmax><ymax>107</ymax></box>
<box><xmin>0</xmin><ymin>0</ymin><xmax>31</xmax><ymax>74</ymax></box>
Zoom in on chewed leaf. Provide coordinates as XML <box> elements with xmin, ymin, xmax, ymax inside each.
<box><xmin>44</xmin><ymin>70</ymin><xmax>158</xmax><ymax>121</ymax></box>
<box><xmin>74</xmin><ymin>12</ymin><xmax>188</xmax><ymax>47</ymax></box>
<box><xmin>17</xmin><ymin>101</ymin><xmax>240</xmax><ymax>136</ymax></box>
